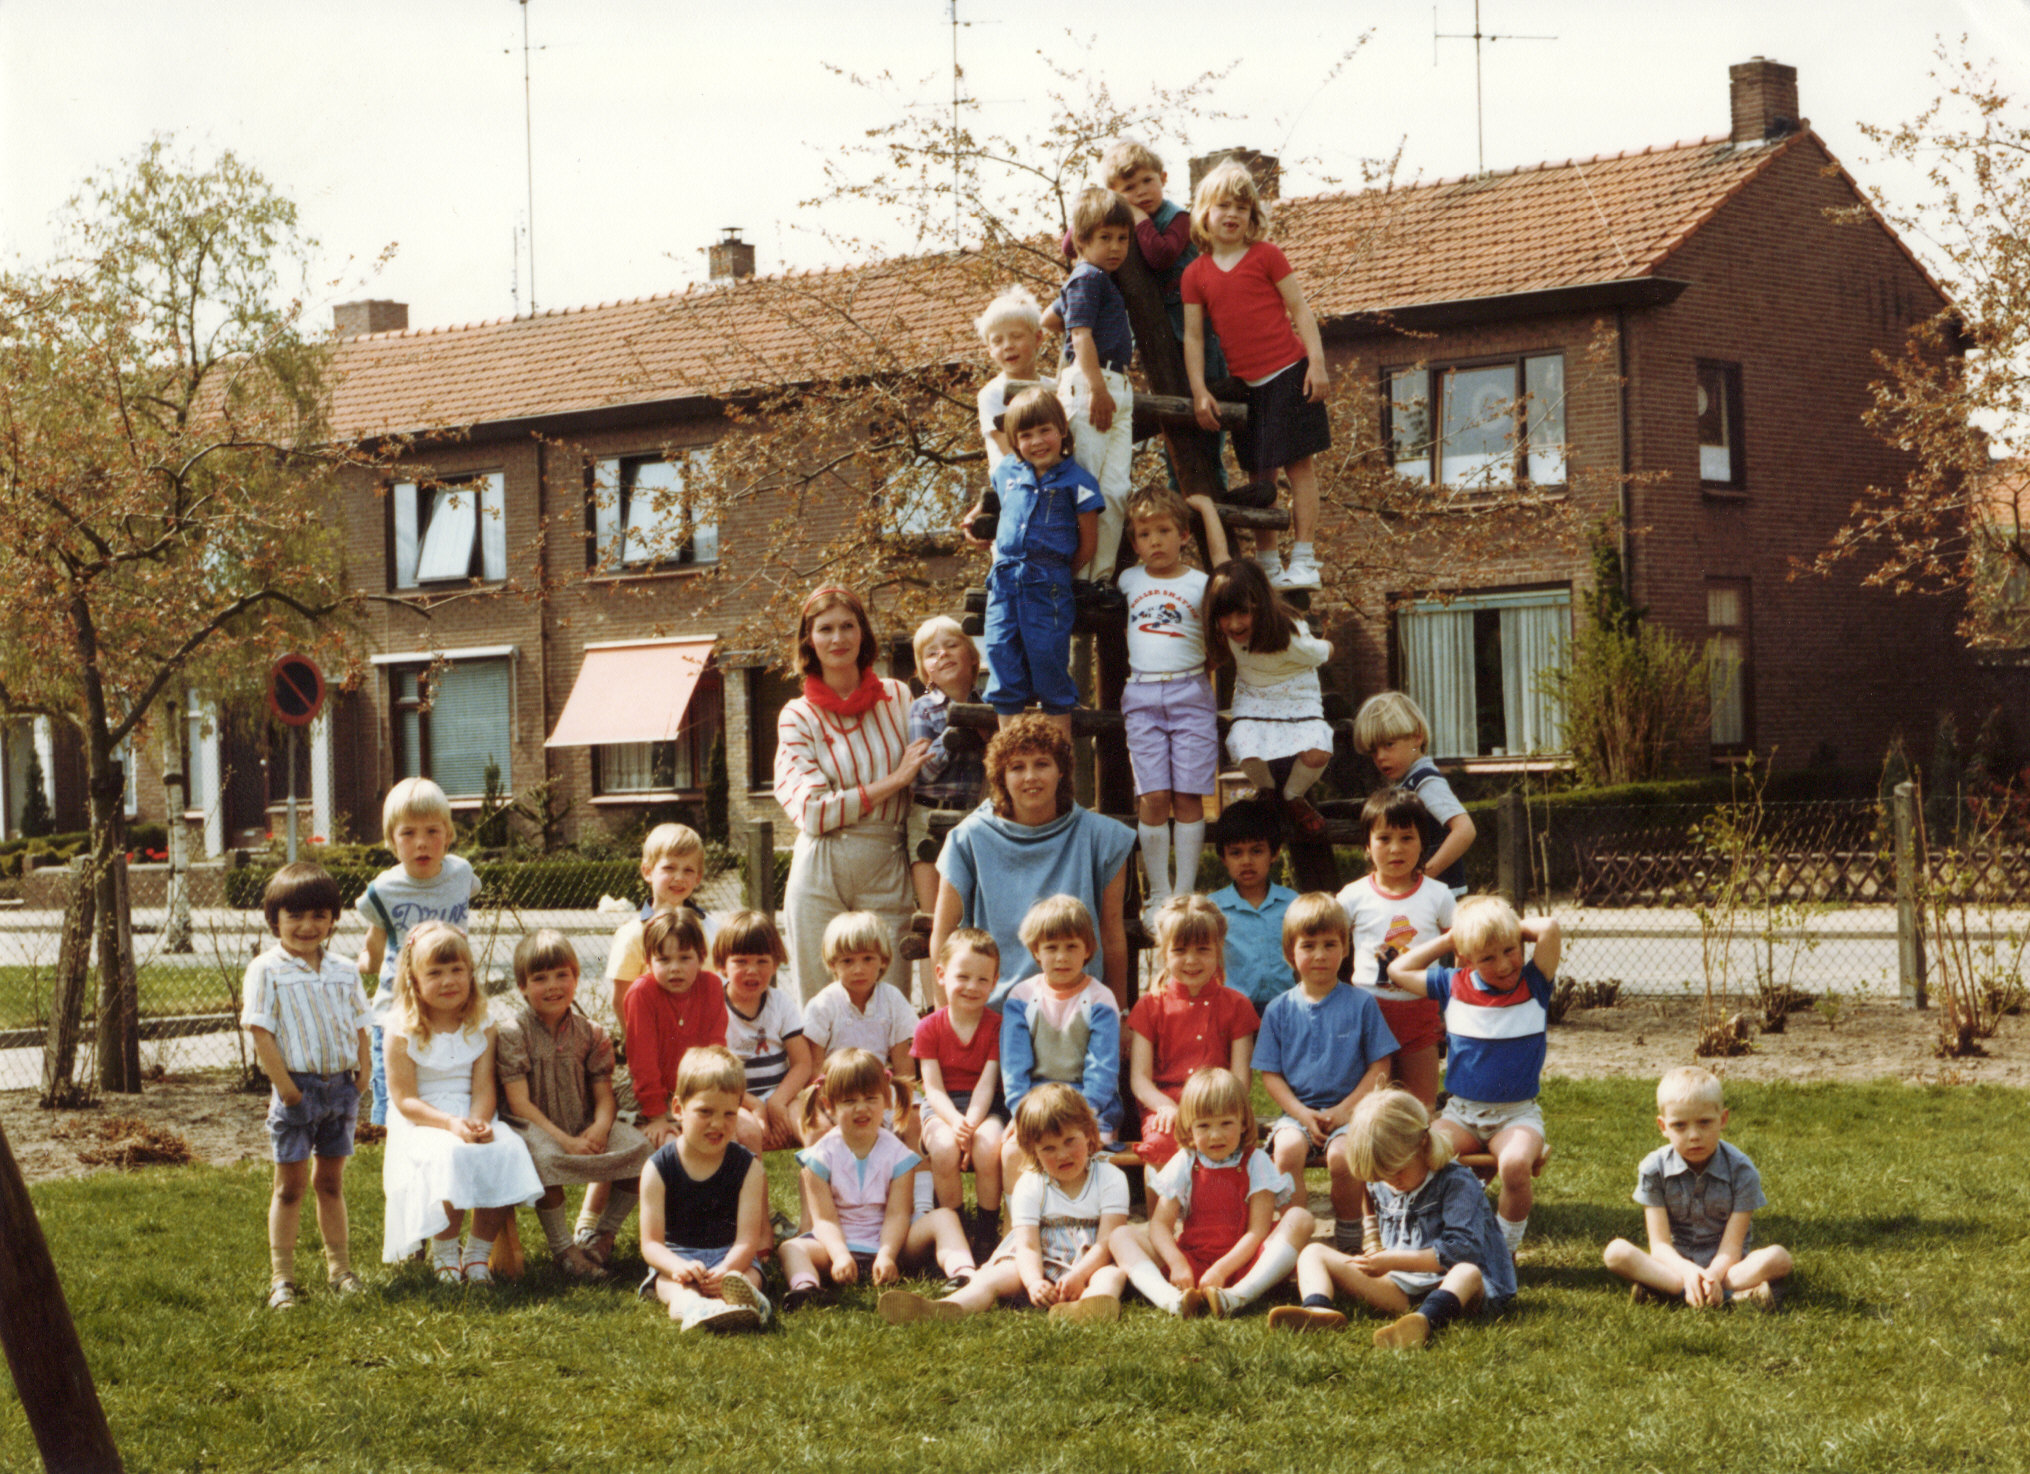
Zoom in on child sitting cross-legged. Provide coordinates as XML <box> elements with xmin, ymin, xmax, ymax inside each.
<box><xmin>878</xmin><ymin>1083</ymin><xmax>1129</xmax><ymax>1325</ymax></box>
<box><xmin>710</xmin><ymin>910</ymin><xmax>812</xmax><ymax>1155</ymax></box>
<box><xmin>637</xmin><ymin>1045</ymin><xmax>773</xmax><ymax>1332</ymax></box>
<box><xmin>1257</xmin><ymin>893</ymin><xmax>1398</xmax><ymax>1254</ymax></box>
<box><xmin>999</xmin><ymin>895</ymin><xmax>1124</xmax><ymax>1189</ymax></box>
<box><xmin>1111</xmin><ymin>1067</ymin><xmax>1315</xmax><ymax>1319</ymax></box>
<box><xmin>1126</xmin><ymin>894</ymin><xmax>1259</xmax><ymax>1167</ymax></box>
<box><xmin>778</xmin><ymin>1049</ymin><xmax>978</xmax><ymax>1310</ymax></box>
<box><xmin>913</xmin><ymin>929</ymin><xmax>1006</xmax><ymax>1253</ymax></box>
<box><xmin>1604</xmin><ymin>1067</ymin><xmax>1792</xmax><ymax>1310</ymax></box>
<box><xmin>495</xmin><ymin>929</ymin><xmax>655</xmax><ymax>1280</ymax></box>
<box><xmin>1270</xmin><ymin>1086</ymin><xmax>1515</xmax><ymax>1348</ymax></box>
<box><xmin>1388</xmin><ymin>895</ymin><xmax>1560</xmax><ymax>1257</ymax></box>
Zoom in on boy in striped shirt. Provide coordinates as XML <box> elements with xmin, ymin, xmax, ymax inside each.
<box><xmin>242</xmin><ymin>861</ymin><xmax>373</xmax><ymax>1309</ymax></box>
<box><xmin>714</xmin><ymin>910</ymin><xmax>812</xmax><ymax>1153</ymax></box>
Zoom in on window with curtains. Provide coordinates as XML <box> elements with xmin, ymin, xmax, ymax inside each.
<box><xmin>1707</xmin><ymin>582</ymin><xmax>1751</xmax><ymax>751</ymax></box>
<box><xmin>390</xmin><ymin>659</ymin><xmax>512</xmax><ymax>799</ymax></box>
<box><xmin>390</xmin><ymin>474</ymin><xmax>507</xmax><ymax>589</ymax></box>
<box><xmin>1698</xmin><ymin>361</ymin><xmax>1745</xmax><ymax>490</ymax></box>
<box><xmin>588</xmin><ymin>453</ymin><xmax>718</xmax><ymax>570</ymax></box>
<box><xmin>1388</xmin><ymin>354</ymin><xmax>1567</xmax><ymax>491</ymax></box>
<box><xmin>595</xmin><ymin>671</ymin><xmax>724</xmax><ymax>796</ymax></box>
<box><xmin>1395</xmin><ymin>589</ymin><xmax>1571</xmax><ymax>759</ymax></box>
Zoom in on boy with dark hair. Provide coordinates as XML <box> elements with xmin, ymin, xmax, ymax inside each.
<box><xmin>1044</xmin><ymin>186</ymin><xmax>1136</xmax><ymax>586</ymax></box>
<box><xmin>243</xmin><ymin>861</ymin><xmax>372</xmax><ymax>1308</ymax></box>
<box><xmin>1208</xmin><ymin>798</ymin><xmax>1298</xmax><ymax>1010</ymax></box>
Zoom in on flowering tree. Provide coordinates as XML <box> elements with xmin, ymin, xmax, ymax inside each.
<box><xmin>0</xmin><ymin>139</ymin><xmax>385</xmax><ymax>1095</ymax></box>
<box><xmin>1815</xmin><ymin>45</ymin><xmax>2030</xmax><ymax>646</ymax></box>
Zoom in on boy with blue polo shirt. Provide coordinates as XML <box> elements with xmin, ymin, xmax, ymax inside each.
<box><xmin>1043</xmin><ymin>186</ymin><xmax>1136</xmax><ymax>587</ymax></box>
<box><xmin>1257</xmin><ymin>893</ymin><xmax>1397</xmax><ymax>1253</ymax></box>
<box><xmin>979</xmin><ymin>387</ymin><xmax>1102</xmax><ymax>742</ymax></box>
<box><xmin>1604</xmin><ymin>1067</ymin><xmax>1792</xmax><ymax>1310</ymax></box>
<box><xmin>1208</xmin><ymin>798</ymin><xmax>1298</xmax><ymax>1011</ymax></box>
<box><xmin>1389</xmin><ymin>895</ymin><xmax>1560</xmax><ymax>1255</ymax></box>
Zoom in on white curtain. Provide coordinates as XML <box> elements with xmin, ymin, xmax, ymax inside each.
<box><xmin>429</xmin><ymin>660</ymin><xmax>511</xmax><ymax>798</ymax></box>
<box><xmin>415</xmin><ymin>487</ymin><xmax>475</xmax><ymax>581</ymax></box>
<box><xmin>478</xmin><ymin>472</ymin><xmax>506</xmax><ymax>581</ymax></box>
<box><xmin>1500</xmin><ymin>601</ymin><xmax>1569</xmax><ymax>755</ymax></box>
<box><xmin>1399</xmin><ymin>608</ymin><xmax>1478</xmax><ymax>759</ymax></box>
<box><xmin>601</xmin><ymin>741</ymin><xmax>662</xmax><ymax>792</ymax></box>
<box><xmin>392</xmin><ymin>481</ymin><xmax>419</xmax><ymax>587</ymax></box>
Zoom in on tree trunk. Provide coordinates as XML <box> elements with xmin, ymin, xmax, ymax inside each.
<box><xmin>92</xmin><ymin>760</ymin><xmax>139</xmax><ymax>1094</ymax></box>
<box><xmin>40</xmin><ymin>863</ymin><xmax>97</xmax><ymax>1106</ymax></box>
<box><xmin>1111</xmin><ymin>245</ymin><xmax>1229</xmax><ymax>514</ymax></box>
<box><xmin>0</xmin><ymin>1118</ymin><xmax>125</xmax><ymax>1473</ymax></box>
<box><xmin>160</xmin><ymin>693</ymin><xmax>192</xmax><ymax>953</ymax></box>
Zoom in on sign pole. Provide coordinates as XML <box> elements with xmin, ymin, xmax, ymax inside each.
<box><xmin>286</xmin><ymin>726</ymin><xmax>298</xmax><ymax>864</ymax></box>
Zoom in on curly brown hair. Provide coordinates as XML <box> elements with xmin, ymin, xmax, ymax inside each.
<box><xmin>984</xmin><ymin>714</ymin><xmax>1076</xmax><ymax>820</ymax></box>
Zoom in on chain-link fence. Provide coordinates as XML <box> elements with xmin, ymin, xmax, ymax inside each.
<box><xmin>1540</xmin><ymin>795</ymin><xmax>2029</xmax><ymax>1010</ymax></box>
<box><xmin>0</xmin><ymin>855</ymin><xmax>753</xmax><ymax>1093</ymax></box>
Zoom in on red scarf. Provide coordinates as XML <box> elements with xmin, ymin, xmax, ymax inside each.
<box><xmin>803</xmin><ymin>668</ymin><xmax>886</xmax><ymax>718</ymax></box>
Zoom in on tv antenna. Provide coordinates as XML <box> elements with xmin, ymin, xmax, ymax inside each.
<box><xmin>1434</xmin><ymin>1</ymin><xmax>1556</xmax><ymax>174</ymax></box>
<box><xmin>509</xmin><ymin>0</ymin><xmax>545</xmax><ymax>312</ymax></box>
<box><xmin>941</xmin><ymin>1</ymin><xmax>1014</xmax><ymax>248</ymax></box>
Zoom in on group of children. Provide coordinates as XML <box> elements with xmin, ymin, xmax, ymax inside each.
<box><xmin>244</xmin><ymin>710</ymin><xmax>1791</xmax><ymax>1340</ymax></box>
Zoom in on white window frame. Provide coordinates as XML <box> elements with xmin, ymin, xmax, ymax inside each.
<box><xmin>391</xmin><ymin>472</ymin><xmax>507</xmax><ymax>589</ymax></box>
<box><xmin>1396</xmin><ymin>588</ymin><xmax>1571</xmax><ymax>760</ymax></box>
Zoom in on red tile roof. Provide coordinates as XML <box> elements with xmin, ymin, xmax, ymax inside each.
<box><xmin>326</xmin><ymin>130</ymin><xmax>1819</xmax><ymax>441</ymax></box>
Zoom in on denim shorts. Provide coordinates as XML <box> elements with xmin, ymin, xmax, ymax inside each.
<box><xmin>1266</xmin><ymin>1114</ymin><xmax>1351</xmax><ymax>1152</ymax></box>
<box><xmin>918</xmin><ymin>1089</ymin><xmax>1005</xmax><ymax>1129</ymax></box>
<box><xmin>638</xmin><ymin>1243</ymin><xmax>733</xmax><ymax>1297</ymax></box>
<box><xmin>267</xmin><ymin>1071</ymin><xmax>361</xmax><ymax>1164</ymax></box>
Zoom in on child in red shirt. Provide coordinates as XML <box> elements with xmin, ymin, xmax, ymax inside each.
<box><xmin>914</xmin><ymin>928</ymin><xmax>1006</xmax><ymax>1254</ymax></box>
<box><xmin>623</xmin><ymin>909</ymin><xmax>729</xmax><ymax>1146</ymax></box>
<box><xmin>1126</xmin><ymin>895</ymin><xmax>1259</xmax><ymax>1166</ymax></box>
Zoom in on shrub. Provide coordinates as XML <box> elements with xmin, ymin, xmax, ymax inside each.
<box><xmin>18</xmin><ymin>749</ymin><xmax>52</xmax><ymax>838</ymax></box>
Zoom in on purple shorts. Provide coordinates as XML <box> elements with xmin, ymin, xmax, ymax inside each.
<box><xmin>1123</xmin><ymin>674</ymin><xmax>1219</xmax><ymax>797</ymax></box>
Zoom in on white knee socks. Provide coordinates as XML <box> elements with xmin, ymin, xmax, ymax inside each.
<box><xmin>1173</xmin><ymin>820</ymin><xmax>1206</xmax><ymax>896</ymax></box>
<box><xmin>1125</xmin><ymin>1256</ymin><xmax>1184</xmax><ymax>1314</ymax></box>
<box><xmin>536</xmin><ymin>1205</ymin><xmax>573</xmax><ymax>1256</ymax></box>
<box><xmin>1138</xmin><ymin>822</ymin><xmax>1171</xmax><ymax>908</ymax></box>
<box><xmin>1223</xmin><ymin>1238</ymin><xmax>1299</xmax><ymax>1312</ymax></box>
<box><xmin>1283</xmin><ymin>759</ymin><xmax>1327</xmax><ymax>800</ymax></box>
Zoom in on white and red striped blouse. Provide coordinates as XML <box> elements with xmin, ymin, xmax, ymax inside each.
<box><xmin>772</xmin><ymin>679</ymin><xmax>915</xmax><ymax>836</ymax></box>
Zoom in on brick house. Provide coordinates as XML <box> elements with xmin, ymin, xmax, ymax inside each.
<box><xmin>125</xmin><ymin>56</ymin><xmax>2026</xmax><ymax>851</ymax></box>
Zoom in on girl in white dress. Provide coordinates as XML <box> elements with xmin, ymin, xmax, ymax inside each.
<box><xmin>381</xmin><ymin>921</ymin><xmax>542</xmax><ymax>1281</ymax></box>
<box><xmin>1205</xmin><ymin>559</ymin><xmax>1337</xmax><ymax>837</ymax></box>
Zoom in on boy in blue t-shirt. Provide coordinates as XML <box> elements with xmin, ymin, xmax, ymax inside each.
<box><xmin>1206</xmin><ymin>798</ymin><xmax>1297</xmax><ymax>1010</ymax></box>
<box><xmin>1043</xmin><ymin>186</ymin><xmax>1135</xmax><ymax>586</ymax></box>
<box><xmin>1256</xmin><ymin>893</ymin><xmax>1397</xmax><ymax>1254</ymax></box>
<box><xmin>1389</xmin><ymin>896</ymin><xmax>1561</xmax><ymax>1256</ymax></box>
<box><xmin>355</xmin><ymin>777</ymin><xmax>481</xmax><ymax>1125</ymax></box>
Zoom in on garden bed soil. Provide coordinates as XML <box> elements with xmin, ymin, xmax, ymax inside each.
<box><xmin>2</xmin><ymin>998</ymin><xmax>2024</xmax><ymax>1186</ymax></box>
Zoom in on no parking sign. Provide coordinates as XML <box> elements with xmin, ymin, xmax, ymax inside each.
<box><xmin>266</xmin><ymin>654</ymin><xmax>325</xmax><ymax>728</ymax></box>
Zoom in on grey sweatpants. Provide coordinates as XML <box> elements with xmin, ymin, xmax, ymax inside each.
<box><xmin>783</xmin><ymin>819</ymin><xmax>914</xmax><ymax>1003</ymax></box>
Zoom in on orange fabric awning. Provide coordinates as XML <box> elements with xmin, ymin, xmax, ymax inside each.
<box><xmin>544</xmin><ymin>637</ymin><xmax>715</xmax><ymax>747</ymax></box>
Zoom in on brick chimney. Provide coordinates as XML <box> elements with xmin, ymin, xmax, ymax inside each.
<box><xmin>1729</xmin><ymin>57</ymin><xmax>1800</xmax><ymax>144</ymax></box>
<box><xmin>1188</xmin><ymin>148</ymin><xmax>1280</xmax><ymax>200</ymax></box>
<box><xmin>709</xmin><ymin>228</ymin><xmax>756</xmax><ymax>284</ymax></box>
<box><xmin>332</xmin><ymin>299</ymin><xmax>408</xmax><ymax>337</ymax></box>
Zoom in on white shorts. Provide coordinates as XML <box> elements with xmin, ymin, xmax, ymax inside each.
<box><xmin>1440</xmin><ymin>1095</ymin><xmax>1546</xmax><ymax>1145</ymax></box>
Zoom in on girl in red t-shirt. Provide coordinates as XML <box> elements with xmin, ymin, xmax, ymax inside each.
<box><xmin>913</xmin><ymin>930</ymin><xmax>1007</xmax><ymax>1250</ymax></box>
<box><xmin>1180</xmin><ymin>160</ymin><xmax>1333</xmax><ymax>594</ymax></box>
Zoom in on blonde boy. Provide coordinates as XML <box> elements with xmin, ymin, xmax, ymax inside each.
<box><xmin>801</xmin><ymin>911</ymin><xmax>918</xmax><ymax>1082</ymax></box>
<box><xmin>999</xmin><ymin>895</ymin><xmax>1122</xmax><ymax>1144</ymax></box>
<box><xmin>1604</xmin><ymin>1068</ymin><xmax>1792</xmax><ymax>1310</ymax></box>
<box><xmin>638</xmin><ymin>1045</ymin><xmax>773</xmax><ymax>1331</ymax></box>
<box><xmin>1388</xmin><ymin>895</ymin><xmax>1561</xmax><ymax>1254</ymax></box>
<box><xmin>1256</xmin><ymin>893</ymin><xmax>1398</xmax><ymax>1251</ymax></box>
<box><xmin>1352</xmin><ymin>693</ymin><xmax>1477</xmax><ymax>896</ymax></box>
<box><xmin>357</xmin><ymin>777</ymin><xmax>481</xmax><ymax>1125</ymax></box>
<box><xmin>244</xmin><ymin>862</ymin><xmax>372</xmax><ymax>1308</ymax></box>
<box><xmin>1043</xmin><ymin>186</ymin><xmax>1137</xmax><ymax>585</ymax></box>
<box><xmin>907</xmin><ymin>615</ymin><xmax>988</xmax><ymax>1003</ymax></box>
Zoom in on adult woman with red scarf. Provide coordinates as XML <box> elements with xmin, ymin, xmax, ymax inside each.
<box><xmin>773</xmin><ymin>586</ymin><xmax>932</xmax><ymax>1001</ymax></box>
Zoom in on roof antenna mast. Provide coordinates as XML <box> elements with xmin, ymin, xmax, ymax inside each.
<box><xmin>1434</xmin><ymin>0</ymin><xmax>1556</xmax><ymax>175</ymax></box>
<box><xmin>519</xmin><ymin>0</ymin><xmax>540</xmax><ymax>311</ymax></box>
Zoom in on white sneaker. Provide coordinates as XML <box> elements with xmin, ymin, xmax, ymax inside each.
<box><xmin>718</xmin><ymin>1271</ymin><xmax>773</xmax><ymax>1327</ymax></box>
<box><xmin>1254</xmin><ymin>550</ymin><xmax>1285</xmax><ymax>582</ymax></box>
<box><xmin>1272</xmin><ymin>554</ymin><xmax>1321</xmax><ymax>592</ymax></box>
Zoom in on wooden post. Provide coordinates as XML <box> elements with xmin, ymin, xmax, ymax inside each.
<box><xmin>1894</xmin><ymin>780</ymin><xmax>1927</xmax><ymax>1009</ymax></box>
<box><xmin>0</xmin><ymin>1119</ymin><xmax>124</xmax><ymax>1474</ymax></box>
<box><xmin>41</xmin><ymin>863</ymin><xmax>95</xmax><ymax>1104</ymax></box>
<box><xmin>1498</xmin><ymin>790</ymin><xmax>1526</xmax><ymax>907</ymax></box>
<box><xmin>746</xmin><ymin>820</ymin><xmax>777</xmax><ymax>917</ymax></box>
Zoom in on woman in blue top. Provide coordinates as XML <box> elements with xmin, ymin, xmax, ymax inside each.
<box><xmin>930</xmin><ymin>716</ymin><xmax>1135</xmax><ymax>1010</ymax></box>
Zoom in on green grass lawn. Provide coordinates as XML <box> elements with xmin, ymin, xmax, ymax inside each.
<box><xmin>6</xmin><ymin>1078</ymin><xmax>2029</xmax><ymax>1473</ymax></box>
<box><xmin>0</xmin><ymin>962</ymin><xmax>244</xmax><ymax>1033</ymax></box>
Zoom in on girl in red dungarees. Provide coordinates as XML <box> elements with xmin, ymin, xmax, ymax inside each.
<box><xmin>1107</xmin><ymin>1067</ymin><xmax>1315</xmax><ymax>1318</ymax></box>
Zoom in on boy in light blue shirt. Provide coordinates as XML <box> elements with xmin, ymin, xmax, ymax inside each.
<box><xmin>1206</xmin><ymin>798</ymin><xmax>1297</xmax><ymax>1010</ymax></box>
